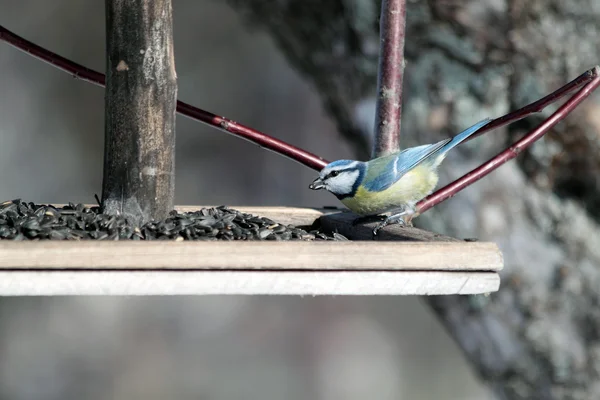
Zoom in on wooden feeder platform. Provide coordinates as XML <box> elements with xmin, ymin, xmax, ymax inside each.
<box><xmin>0</xmin><ymin>206</ymin><xmax>503</xmax><ymax>296</ymax></box>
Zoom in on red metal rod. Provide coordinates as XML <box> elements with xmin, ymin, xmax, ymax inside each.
<box><xmin>0</xmin><ymin>25</ymin><xmax>329</xmax><ymax>170</ymax></box>
<box><xmin>372</xmin><ymin>0</ymin><xmax>407</xmax><ymax>158</ymax></box>
<box><xmin>415</xmin><ymin>67</ymin><xmax>600</xmax><ymax>216</ymax></box>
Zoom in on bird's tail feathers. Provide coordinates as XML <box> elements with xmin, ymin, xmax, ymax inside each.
<box><xmin>438</xmin><ymin>118</ymin><xmax>492</xmax><ymax>156</ymax></box>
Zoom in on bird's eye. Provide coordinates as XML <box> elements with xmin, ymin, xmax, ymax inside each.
<box><xmin>330</xmin><ymin>171</ymin><xmax>340</xmax><ymax>177</ymax></box>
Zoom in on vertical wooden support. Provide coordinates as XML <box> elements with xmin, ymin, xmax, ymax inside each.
<box><xmin>103</xmin><ymin>0</ymin><xmax>177</xmax><ymax>225</ymax></box>
<box><xmin>372</xmin><ymin>0</ymin><xmax>407</xmax><ymax>158</ymax></box>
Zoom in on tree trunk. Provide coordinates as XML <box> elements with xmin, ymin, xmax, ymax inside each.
<box><xmin>103</xmin><ymin>0</ymin><xmax>177</xmax><ymax>225</ymax></box>
<box><xmin>227</xmin><ymin>1</ymin><xmax>600</xmax><ymax>398</ymax></box>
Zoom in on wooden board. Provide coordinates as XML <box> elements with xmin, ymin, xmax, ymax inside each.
<box><xmin>0</xmin><ymin>206</ymin><xmax>504</xmax><ymax>296</ymax></box>
<box><xmin>0</xmin><ymin>271</ymin><xmax>499</xmax><ymax>296</ymax></box>
<box><xmin>0</xmin><ymin>241</ymin><xmax>503</xmax><ymax>271</ymax></box>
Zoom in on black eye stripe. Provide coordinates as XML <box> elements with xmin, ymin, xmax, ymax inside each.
<box><xmin>327</xmin><ymin>168</ymin><xmax>356</xmax><ymax>179</ymax></box>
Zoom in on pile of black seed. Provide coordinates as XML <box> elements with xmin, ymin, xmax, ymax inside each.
<box><xmin>0</xmin><ymin>199</ymin><xmax>347</xmax><ymax>241</ymax></box>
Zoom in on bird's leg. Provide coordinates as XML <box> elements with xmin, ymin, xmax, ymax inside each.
<box><xmin>351</xmin><ymin>214</ymin><xmax>387</xmax><ymax>227</ymax></box>
<box><xmin>373</xmin><ymin>207</ymin><xmax>415</xmax><ymax>236</ymax></box>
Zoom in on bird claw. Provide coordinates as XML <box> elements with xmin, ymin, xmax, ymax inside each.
<box><xmin>372</xmin><ymin>210</ymin><xmax>414</xmax><ymax>237</ymax></box>
<box><xmin>351</xmin><ymin>210</ymin><xmax>415</xmax><ymax>237</ymax></box>
<box><xmin>372</xmin><ymin>217</ymin><xmax>406</xmax><ymax>236</ymax></box>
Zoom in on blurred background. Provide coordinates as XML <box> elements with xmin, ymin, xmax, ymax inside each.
<box><xmin>0</xmin><ymin>0</ymin><xmax>567</xmax><ymax>399</ymax></box>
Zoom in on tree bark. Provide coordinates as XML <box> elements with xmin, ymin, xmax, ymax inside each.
<box><xmin>103</xmin><ymin>0</ymin><xmax>177</xmax><ymax>225</ymax></box>
<box><xmin>227</xmin><ymin>1</ymin><xmax>600</xmax><ymax>398</ymax></box>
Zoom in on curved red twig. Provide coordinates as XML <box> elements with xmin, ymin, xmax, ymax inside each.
<box><xmin>0</xmin><ymin>25</ymin><xmax>328</xmax><ymax>170</ymax></box>
<box><xmin>416</xmin><ymin>67</ymin><xmax>600</xmax><ymax>216</ymax></box>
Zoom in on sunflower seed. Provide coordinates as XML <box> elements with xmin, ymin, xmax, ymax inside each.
<box><xmin>0</xmin><ymin>200</ymin><xmax>348</xmax><ymax>242</ymax></box>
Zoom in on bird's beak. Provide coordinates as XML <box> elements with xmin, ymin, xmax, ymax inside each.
<box><xmin>309</xmin><ymin>178</ymin><xmax>324</xmax><ymax>190</ymax></box>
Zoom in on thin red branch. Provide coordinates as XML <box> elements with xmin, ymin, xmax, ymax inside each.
<box><xmin>176</xmin><ymin>103</ymin><xmax>328</xmax><ymax>169</ymax></box>
<box><xmin>3</xmin><ymin>23</ymin><xmax>598</xmax><ymax>192</ymax></box>
<box><xmin>0</xmin><ymin>25</ymin><xmax>328</xmax><ymax>171</ymax></box>
<box><xmin>0</xmin><ymin>25</ymin><xmax>106</xmax><ymax>87</ymax></box>
<box><xmin>372</xmin><ymin>0</ymin><xmax>407</xmax><ymax>158</ymax></box>
<box><xmin>467</xmin><ymin>67</ymin><xmax>597</xmax><ymax>141</ymax></box>
<box><xmin>415</xmin><ymin>66</ymin><xmax>600</xmax><ymax>216</ymax></box>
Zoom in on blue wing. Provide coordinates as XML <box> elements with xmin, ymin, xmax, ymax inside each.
<box><xmin>362</xmin><ymin>140</ymin><xmax>449</xmax><ymax>192</ymax></box>
<box><xmin>362</xmin><ymin>118</ymin><xmax>492</xmax><ymax>192</ymax></box>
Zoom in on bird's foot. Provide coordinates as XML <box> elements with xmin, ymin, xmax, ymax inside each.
<box><xmin>351</xmin><ymin>214</ymin><xmax>386</xmax><ymax>227</ymax></box>
<box><xmin>372</xmin><ymin>209</ymin><xmax>415</xmax><ymax>236</ymax></box>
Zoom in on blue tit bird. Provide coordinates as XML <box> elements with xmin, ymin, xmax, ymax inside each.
<box><xmin>309</xmin><ymin>118</ymin><xmax>492</xmax><ymax>234</ymax></box>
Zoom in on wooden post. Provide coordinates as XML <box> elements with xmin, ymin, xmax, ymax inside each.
<box><xmin>372</xmin><ymin>0</ymin><xmax>407</xmax><ymax>158</ymax></box>
<box><xmin>102</xmin><ymin>0</ymin><xmax>177</xmax><ymax>225</ymax></box>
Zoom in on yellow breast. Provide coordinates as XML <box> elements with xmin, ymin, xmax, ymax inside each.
<box><xmin>340</xmin><ymin>164</ymin><xmax>439</xmax><ymax>215</ymax></box>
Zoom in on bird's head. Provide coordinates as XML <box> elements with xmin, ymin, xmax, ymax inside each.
<box><xmin>309</xmin><ymin>160</ymin><xmax>365</xmax><ymax>198</ymax></box>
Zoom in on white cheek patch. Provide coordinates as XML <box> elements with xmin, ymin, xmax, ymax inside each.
<box><xmin>327</xmin><ymin>169</ymin><xmax>360</xmax><ymax>195</ymax></box>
